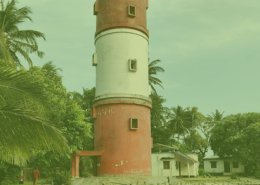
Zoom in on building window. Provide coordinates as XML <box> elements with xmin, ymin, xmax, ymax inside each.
<box><xmin>128</xmin><ymin>59</ymin><xmax>137</xmax><ymax>72</ymax></box>
<box><xmin>233</xmin><ymin>162</ymin><xmax>239</xmax><ymax>168</ymax></box>
<box><xmin>210</xmin><ymin>161</ymin><xmax>217</xmax><ymax>168</ymax></box>
<box><xmin>128</xmin><ymin>5</ymin><xmax>136</xmax><ymax>17</ymax></box>
<box><xmin>129</xmin><ymin>118</ymin><xmax>138</xmax><ymax>130</ymax></box>
<box><xmin>163</xmin><ymin>161</ymin><xmax>170</xmax><ymax>170</ymax></box>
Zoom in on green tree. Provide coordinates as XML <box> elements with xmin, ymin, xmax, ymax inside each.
<box><xmin>198</xmin><ymin>109</ymin><xmax>224</xmax><ymax>142</ymax></box>
<box><xmin>168</xmin><ymin>106</ymin><xmax>205</xmax><ymax>139</ymax></box>
<box><xmin>70</xmin><ymin>87</ymin><xmax>96</xmax><ymax>124</ymax></box>
<box><xmin>29</xmin><ymin>63</ymin><xmax>92</xmax><ymax>150</ymax></box>
<box><xmin>210</xmin><ymin>113</ymin><xmax>260</xmax><ymax>175</ymax></box>
<box><xmin>183</xmin><ymin>130</ymin><xmax>208</xmax><ymax>162</ymax></box>
<box><xmin>0</xmin><ymin>0</ymin><xmax>45</xmax><ymax>67</ymax></box>
<box><xmin>168</xmin><ymin>106</ymin><xmax>190</xmax><ymax>139</ymax></box>
<box><xmin>150</xmin><ymin>93</ymin><xmax>170</xmax><ymax>145</ymax></box>
<box><xmin>27</xmin><ymin>63</ymin><xmax>93</xmax><ymax>178</ymax></box>
<box><xmin>148</xmin><ymin>59</ymin><xmax>164</xmax><ymax>94</ymax></box>
<box><xmin>240</xmin><ymin>122</ymin><xmax>260</xmax><ymax>176</ymax></box>
<box><xmin>167</xmin><ymin>106</ymin><xmax>208</xmax><ymax>161</ymax></box>
<box><xmin>0</xmin><ymin>64</ymin><xmax>67</xmax><ymax>164</ymax></box>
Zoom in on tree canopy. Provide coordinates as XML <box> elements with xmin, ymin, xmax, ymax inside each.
<box><xmin>0</xmin><ymin>64</ymin><xmax>68</xmax><ymax>164</ymax></box>
<box><xmin>210</xmin><ymin>113</ymin><xmax>260</xmax><ymax>175</ymax></box>
<box><xmin>0</xmin><ymin>0</ymin><xmax>45</xmax><ymax>67</ymax></box>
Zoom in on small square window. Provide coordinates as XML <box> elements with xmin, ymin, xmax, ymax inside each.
<box><xmin>92</xmin><ymin>53</ymin><xmax>97</xmax><ymax>66</ymax></box>
<box><xmin>211</xmin><ymin>161</ymin><xmax>217</xmax><ymax>168</ymax></box>
<box><xmin>130</xmin><ymin>118</ymin><xmax>138</xmax><ymax>130</ymax></box>
<box><xmin>128</xmin><ymin>5</ymin><xmax>136</xmax><ymax>17</ymax></box>
<box><xmin>233</xmin><ymin>162</ymin><xmax>239</xmax><ymax>168</ymax></box>
<box><xmin>93</xmin><ymin>2</ymin><xmax>98</xmax><ymax>15</ymax></box>
<box><xmin>163</xmin><ymin>161</ymin><xmax>170</xmax><ymax>170</ymax></box>
<box><xmin>129</xmin><ymin>59</ymin><xmax>137</xmax><ymax>72</ymax></box>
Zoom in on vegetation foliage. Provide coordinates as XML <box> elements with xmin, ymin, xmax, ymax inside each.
<box><xmin>0</xmin><ymin>0</ymin><xmax>45</xmax><ymax>67</ymax></box>
<box><xmin>0</xmin><ymin>0</ymin><xmax>259</xmax><ymax>183</ymax></box>
<box><xmin>0</xmin><ymin>64</ymin><xmax>68</xmax><ymax>164</ymax></box>
<box><xmin>0</xmin><ymin>0</ymin><xmax>92</xmax><ymax>183</ymax></box>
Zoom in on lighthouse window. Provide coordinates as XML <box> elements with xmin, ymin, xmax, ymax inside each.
<box><xmin>130</xmin><ymin>118</ymin><xmax>138</xmax><ymax>130</ymax></box>
<box><xmin>93</xmin><ymin>2</ymin><xmax>98</xmax><ymax>15</ymax></box>
<box><xmin>92</xmin><ymin>53</ymin><xmax>97</xmax><ymax>66</ymax></box>
<box><xmin>128</xmin><ymin>5</ymin><xmax>136</xmax><ymax>17</ymax></box>
<box><xmin>129</xmin><ymin>59</ymin><xmax>137</xmax><ymax>72</ymax></box>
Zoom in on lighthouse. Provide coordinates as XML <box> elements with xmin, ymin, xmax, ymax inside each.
<box><xmin>92</xmin><ymin>0</ymin><xmax>151</xmax><ymax>175</ymax></box>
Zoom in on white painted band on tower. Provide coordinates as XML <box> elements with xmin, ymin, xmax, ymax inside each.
<box><xmin>95</xmin><ymin>28</ymin><xmax>150</xmax><ymax>99</ymax></box>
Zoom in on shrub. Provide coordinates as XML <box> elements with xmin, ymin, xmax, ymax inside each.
<box><xmin>52</xmin><ymin>171</ymin><xmax>71</xmax><ymax>185</ymax></box>
<box><xmin>255</xmin><ymin>169</ymin><xmax>260</xmax><ymax>179</ymax></box>
<box><xmin>230</xmin><ymin>173</ymin><xmax>237</xmax><ymax>179</ymax></box>
<box><xmin>198</xmin><ymin>168</ymin><xmax>205</xmax><ymax>176</ymax></box>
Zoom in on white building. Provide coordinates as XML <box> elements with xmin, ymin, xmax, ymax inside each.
<box><xmin>151</xmin><ymin>144</ymin><xmax>199</xmax><ymax>177</ymax></box>
<box><xmin>204</xmin><ymin>156</ymin><xmax>245</xmax><ymax>175</ymax></box>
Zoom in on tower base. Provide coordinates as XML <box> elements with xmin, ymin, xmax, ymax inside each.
<box><xmin>93</xmin><ymin>100</ymin><xmax>152</xmax><ymax>176</ymax></box>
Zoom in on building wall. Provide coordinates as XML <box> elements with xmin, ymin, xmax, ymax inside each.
<box><xmin>95</xmin><ymin>0</ymin><xmax>149</xmax><ymax>36</ymax></box>
<box><xmin>204</xmin><ymin>159</ymin><xmax>245</xmax><ymax>174</ymax></box>
<box><xmin>180</xmin><ymin>154</ymin><xmax>199</xmax><ymax>176</ymax></box>
<box><xmin>151</xmin><ymin>153</ymin><xmax>177</xmax><ymax>177</ymax></box>
<box><xmin>230</xmin><ymin>162</ymin><xmax>244</xmax><ymax>174</ymax></box>
<box><xmin>204</xmin><ymin>160</ymin><xmax>224</xmax><ymax>174</ymax></box>
<box><xmin>151</xmin><ymin>153</ymin><xmax>198</xmax><ymax>177</ymax></box>
<box><xmin>93</xmin><ymin>0</ymin><xmax>151</xmax><ymax>176</ymax></box>
<box><xmin>95</xmin><ymin>29</ymin><xmax>150</xmax><ymax>100</ymax></box>
<box><xmin>94</xmin><ymin>103</ymin><xmax>151</xmax><ymax>175</ymax></box>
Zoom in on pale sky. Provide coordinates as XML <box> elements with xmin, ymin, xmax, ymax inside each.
<box><xmin>19</xmin><ymin>0</ymin><xmax>260</xmax><ymax>115</ymax></box>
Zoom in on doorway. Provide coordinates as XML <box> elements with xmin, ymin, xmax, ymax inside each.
<box><xmin>224</xmin><ymin>161</ymin><xmax>230</xmax><ymax>173</ymax></box>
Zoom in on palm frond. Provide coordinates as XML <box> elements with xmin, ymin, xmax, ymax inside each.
<box><xmin>11</xmin><ymin>30</ymin><xmax>46</xmax><ymax>41</ymax></box>
<box><xmin>148</xmin><ymin>59</ymin><xmax>165</xmax><ymax>94</ymax></box>
<box><xmin>0</xmin><ymin>0</ymin><xmax>45</xmax><ymax>67</ymax></box>
<box><xmin>0</xmin><ymin>65</ymin><xmax>69</xmax><ymax>164</ymax></box>
<box><xmin>0</xmin><ymin>65</ymin><xmax>45</xmax><ymax>100</ymax></box>
<box><xmin>10</xmin><ymin>42</ymin><xmax>33</xmax><ymax>66</ymax></box>
<box><xmin>0</xmin><ymin>35</ymin><xmax>15</xmax><ymax>66</ymax></box>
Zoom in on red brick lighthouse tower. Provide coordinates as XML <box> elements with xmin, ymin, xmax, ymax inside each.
<box><xmin>92</xmin><ymin>0</ymin><xmax>151</xmax><ymax>176</ymax></box>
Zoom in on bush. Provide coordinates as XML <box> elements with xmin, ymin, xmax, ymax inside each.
<box><xmin>52</xmin><ymin>171</ymin><xmax>71</xmax><ymax>185</ymax></box>
<box><xmin>230</xmin><ymin>173</ymin><xmax>237</xmax><ymax>179</ymax></box>
<box><xmin>79</xmin><ymin>157</ymin><xmax>95</xmax><ymax>177</ymax></box>
<box><xmin>0</xmin><ymin>179</ymin><xmax>16</xmax><ymax>185</ymax></box>
<box><xmin>255</xmin><ymin>169</ymin><xmax>260</xmax><ymax>179</ymax></box>
<box><xmin>0</xmin><ymin>162</ymin><xmax>20</xmax><ymax>185</ymax></box>
<box><xmin>198</xmin><ymin>168</ymin><xmax>205</xmax><ymax>176</ymax></box>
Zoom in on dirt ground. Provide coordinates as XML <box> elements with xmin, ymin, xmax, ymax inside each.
<box><xmin>71</xmin><ymin>176</ymin><xmax>260</xmax><ymax>185</ymax></box>
<box><xmin>174</xmin><ymin>176</ymin><xmax>260</xmax><ymax>185</ymax></box>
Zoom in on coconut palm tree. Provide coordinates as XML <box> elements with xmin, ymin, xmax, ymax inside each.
<box><xmin>0</xmin><ymin>0</ymin><xmax>45</xmax><ymax>67</ymax></box>
<box><xmin>0</xmin><ymin>64</ymin><xmax>68</xmax><ymax>164</ymax></box>
<box><xmin>148</xmin><ymin>59</ymin><xmax>165</xmax><ymax>94</ymax></box>
<box><xmin>168</xmin><ymin>106</ymin><xmax>189</xmax><ymax>139</ymax></box>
